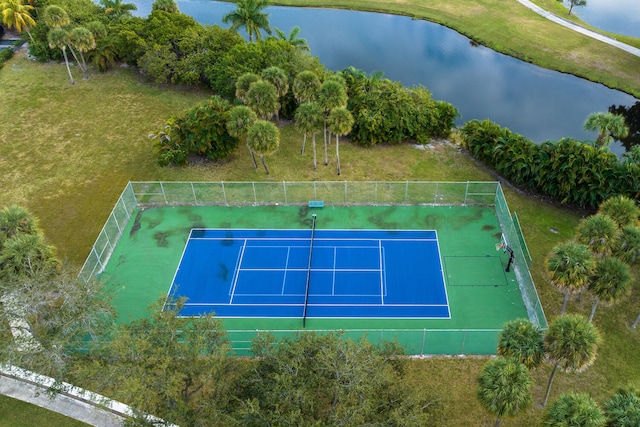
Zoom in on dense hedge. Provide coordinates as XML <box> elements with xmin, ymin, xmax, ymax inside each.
<box><xmin>461</xmin><ymin>119</ymin><xmax>640</xmax><ymax>209</ymax></box>
<box><xmin>342</xmin><ymin>67</ymin><xmax>458</xmax><ymax>146</ymax></box>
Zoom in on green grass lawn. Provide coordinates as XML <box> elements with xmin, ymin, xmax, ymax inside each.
<box><xmin>1</xmin><ymin>36</ymin><xmax>639</xmax><ymax>427</ymax></box>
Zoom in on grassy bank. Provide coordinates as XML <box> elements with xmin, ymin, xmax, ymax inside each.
<box><xmin>268</xmin><ymin>0</ymin><xmax>640</xmax><ymax>98</ymax></box>
<box><xmin>1</xmin><ymin>52</ymin><xmax>639</xmax><ymax>425</ymax></box>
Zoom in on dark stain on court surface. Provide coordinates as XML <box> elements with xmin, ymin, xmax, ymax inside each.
<box><xmin>482</xmin><ymin>224</ymin><xmax>496</xmax><ymax>231</ymax></box>
<box><xmin>219</xmin><ymin>221</ymin><xmax>231</xmax><ymax>228</ymax></box>
<box><xmin>130</xmin><ymin>210</ymin><xmax>143</xmax><ymax>236</ymax></box>
<box><xmin>493</xmin><ymin>232</ymin><xmax>503</xmax><ymax>240</ymax></box>
<box><xmin>301</xmin><ymin>218</ymin><xmax>313</xmax><ymax>227</ymax></box>
<box><xmin>368</xmin><ymin>210</ymin><xmax>399</xmax><ymax>229</ymax></box>
<box><xmin>154</xmin><ymin>231</ymin><xmax>171</xmax><ymax>247</ymax></box>
<box><xmin>299</xmin><ymin>206</ymin><xmax>309</xmax><ymax>217</ymax></box>
<box><xmin>218</xmin><ymin>263</ymin><xmax>229</xmax><ymax>281</ymax></box>
<box><xmin>221</xmin><ymin>230</ymin><xmax>234</xmax><ymax>246</ymax></box>
<box><xmin>189</xmin><ymin>214</ymin><xmax>202</xmax><ymax>223</ymax></box>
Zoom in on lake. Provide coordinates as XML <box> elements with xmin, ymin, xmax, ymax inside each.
<box><xmin>561</xmin><ymin>0</ymin><xmax>640</xmax><ymax>38</ymax></box>
<box><xmin>130</xmin><ymin>1</ymin><xmax>638</xmax><ymax>153</ymax></box>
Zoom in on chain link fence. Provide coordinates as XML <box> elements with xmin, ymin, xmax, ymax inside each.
<box><xmin>79</xmin><ymin>181</ymin><xmax>546</xmax><ymax>350</ymax></box>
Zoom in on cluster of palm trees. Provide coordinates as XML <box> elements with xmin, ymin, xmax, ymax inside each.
<box><xmin>477</xmin><ymin>316</ymin><xmax>639</xmax><ymax>426</ymax></box>
<box><xmin>546</xmin><ymin>195</ymin><xmax>639</xmax><ymax>322</ymax></box>
<box><xmin>230</xmin><ymin>67</ymin><xmax>354</xmax><ymax>175</ymax></box>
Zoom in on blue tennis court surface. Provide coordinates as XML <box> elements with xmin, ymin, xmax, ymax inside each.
<box><xmin>167</xmin><ymin>229</ymin><xmax>450</xmax><ymax>319</ymax></box>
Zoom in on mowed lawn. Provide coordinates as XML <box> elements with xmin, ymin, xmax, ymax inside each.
<box><xmin>1</xmin><ymin>49</ymin><xmax>639</xmax><ymax>426</ymax></box>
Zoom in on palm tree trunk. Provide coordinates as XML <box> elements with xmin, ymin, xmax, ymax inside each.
<box><xmin>61</xmin><ymin>48</ymin><xmax>75</xmax><ymax>85</ymax></box>
<box><xmin>588</xmin><ymin>298</ymin><xmax>599</xmax><ymax>322</ymax></box>
<box><xmin>335</xmin><ymin>134</ymin><xmax>341</xmax><ymax>176</ymax></box>
<box><xmin>495</xmin><ymin>417</ymin><xmax>501</xmax><ymax>427</ymax></box>
<box><xmin>301</xmin><ymin>132</ymin><xmax>306</xmax><ymax>154</ymax></box>
<box><xmin>312</xmin><ymin>132</ymin><xmax>317</xmax><ymax>170</ymax></box>
<box><xmin>560</xmin><ymin>290</ymin><xmax>570</xmax><ymax>314</ymax></box>
<box><xmin>543</xmin><ymin>362</ymin><xmax>559</xmax><ymax>406</ymax></box>
<box><xmin>632</xmin><ymin>312</ymin><xmax>640</xmax><ymax>329</ymax></box>
<box><xmin>260</xmin><ymin>154</ymin><xmax>269</xmax><ymax>174</ymax></box>
<box><xmin>323</xmin><ymin>125</ymin><xmax>328</xmax><ymax>165</ymax></box>
<box><xmin>248</xmin><ymin>146</ymin><xmax>257</xmax><ymax>169</ymax></box>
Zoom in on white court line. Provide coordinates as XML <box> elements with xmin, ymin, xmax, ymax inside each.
<box><xmin>282</xmin><ymin>246</ymin><xmax>290</xmax><ymax>294</ymax></box>
<box><xmin>237</xmin><ymin>267</ymin><xmax>383</xmax><ymax>272</ymax></box>
<box><xmin>192</xmin><ymin>237</ymin><xmax>437</xmax><ymax>243</ymax></box>
<box><xmin>435</xmin><ymin>230</ymin><xmax>451</xmax><ymax>316</ymax></box>
<box><xmin>379</xmin><ymin>240</ymin><xmax>384</xmax><ymax>305</ymax></box>
<box><xmin>332</xmin><ymin>247</ymin><xmax>337</xmax><ymax>295</ymax></box>
<box><xmin>228</xmin><ymin>239</ymin><xmax>247</xmax><ymax>304</ymax></box>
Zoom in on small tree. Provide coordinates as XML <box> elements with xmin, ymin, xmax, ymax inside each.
<box><xmin>543</xmin><ymin>314</ymin><xmax>601</xmax><ymax>406</ymax></box>
<box><xmin>294</xmin><ymin>102</ymin><xmax>323</xmax><ymax>167</ymax></box>
<box><xmin>543</xmin><ymin>392</ymin><xmax>606</xmax><ymax>427</ymax></box>
<box><xmin>292</xmin><ymin>70</ymin><xmax>320</xmax><ymax>104</ymax></box>
<box><xmin>604</xmin><ymin>387</ymin><xmax>640</xmax><ymax>427</ymax></box>
<box><xmin>227</xmin><ymin>105</ymin><xmax>258</xmax><ymax>169</ymax></box>
<box><xmin>546</xmin><ymin>241</ymin><xmax>595</xmax><ymax>314</ymax></box>
<box><xmin>576</xmin><ymin>213</ymin><xmax>619</xmax><ymax>258</ymax></box>
<box><xmin>615</xmin><ymin>226</ymin><xmax>640</xmax><ymax>265</ymax></box>
<box><xmin>327</xmin><ymin>106</ymin><xmax>354</xmax><ymax>175</ymax></box>
<box><xmin>0</xmin><ymin>205</ymin><xmax>40</xmax><ymax>247</ymax></box>
<box><xmin>245</xmin><ymin>80</ymin><xmax>280</xmax><ymax>120</ymax></box>
<box><xmin>588</xmin><ymin>257</ymin><xmax>631</xmax><ymax>322</ymax></box>
<box><xmin>261</xmin><ymin>66</ymin><xmax>288</xmax><ymax>122</ymax></box>
<box><xmin>222</xmin><ymin>0</ymin><xmax>271</xmax><ymax>42</ymax></box>
<box><xmin>247</xmin><ymin>119</ymin><xmax>279</xmax><ymax>174</ymax></box>
<box><xmin>477</xmin><ymin>357</ymin><xmax>533</xmax><ymax>427</ymax></box>
<box><xmin>235</xmin><ymin>72</ymin><xmax>260</xmax><ymax>103</ymax></box>
<box><xmin>496</xmin><ymin>318</ymin><xmax>544</xmax><ymax>370</ymax></box>
<box><xmin>317</xmin><ymin>79</ymin><xmax>347</xmax><ymax>165</ymax></box>
<box><xmin>584</xmin><ymin>111</ymin><xmax>629</xmax><ymax>147</ymax></box>
<box><xmin>0</xmin><ymin>0</ymin><xmax>35</xmax><ymax>41</ymax></box>
<box><xmin>598</xmin><ymin>195</ymin><xmax>640</xmax><ymax>229</ymax></box>
<box><xmin>69</xmin><ymin>26</ymin><xmax>96</xmax><ymax>80</ymax></box>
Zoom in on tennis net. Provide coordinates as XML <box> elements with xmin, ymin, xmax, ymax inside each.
<box><xmin>302</xmin><ymin>214</ymin><xmax>317</xmax><ymax>327</ymax></box>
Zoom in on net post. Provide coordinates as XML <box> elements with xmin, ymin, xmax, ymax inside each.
<box><xmin>303</xmin><ymin>213</ymin><xmax>317</xmax><ymax>328</ymax></box>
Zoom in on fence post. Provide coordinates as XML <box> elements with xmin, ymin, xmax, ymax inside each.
<box><xmin>464</xmin><ymin>181</ymin><xmax>469</xmax><ymax>205</ymax></box>
<box><xmin>313</xmin><ymin>181</ymin><xmax>317</xmax><ymax>199</ymax></box>
<box><xmin>404</xmin><ymin>181</ymin><xmax>409</xmax><ymax>204</ymax></box>
<box><xmin>344</xmin><ymin>181</ymin><xmax>347</xmax><ymax>206</ymax></box>
<box><xmin>421</xmin><ymin>328</ymin><xmax>426</xmax><ymax>356</ymax></box>
<box><xmin>374</xmin><ymin>181</ymin><xmax>378</xmax><ymax>205</ymax></box>
<box><xmin>460</xmin><ymin>331</ymin><xmax>467</xmax><ymax>354</ymax></box>
<box><xmin>283</xmin><ymin>181</ymin><xmax>287</xmax><ymax>205</ymax></box>
<box><xmin>160</xmin><ymin>182</ymin><xmax>168</xmax><ymax>205</ymax></box>
<box><xmin>252</xmin><ymin>182</ymin><xmax>257</xmax><ymax>205</ymax></box>
<box><xmin>221</xmin><ymin>182</ymin><xmax>227</xmax><ymax>206</ymax></box>
<box><xmin>190</xmin><ymin>182</ymin><xmax>197</xmax><ymax>205</ymax></box>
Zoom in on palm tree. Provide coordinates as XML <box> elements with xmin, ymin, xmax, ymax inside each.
<box><xmin>542</xmin><ymin>314</ymin><xmax>601</xmax><ymax>406</ymax></box>
<box><xmin>317</xmin><ymin>79</ymin><xmax>347</xmax><ymax>165</ymax></box>
<box><xmin>0</xmin><ymin>205</ymin><xmax>39</xmax><ymax>247</ymax></box>
<box><xmin>576</xmin><ymin>213</ymin><xmax>619</xmax><ymax>258</ymax></box>
<box><xmin>584</xmin><ymin>112</ymin><xmax>629</xmax><ymax>147</ymax></box>
<box><xmin>235</xmin><ymin>72</ymin><xmax>260</xmax><ymax>102</ymax></box>
<box><xmin>615</xmin><ymin>225</ymin><xmax>640</xmax><ymax>265</ymax></box>
<box><xmin>99</xmin><ymin>0</ymin><xmax>137</xmax><ymax>19</ymax></box>
<box><xmin>477</xmin><ymin>357</ymin><xmax>532</xmax><ymax>427</ymax></box>
<box><xmin>327</xmin><ymin>107</ymin><xmax>354</xmax><ymax>176</ymax></box>
<box><xmin>245</xmin><ymin>80</ymin><xmax>279</xmax><ymax>120</ymax></box>
<box><xmin>294</xmin><ymin>102</ymin><xmax>322</xmax><ymax>167</ymax></box>
<box><xmin>42</xmin><ymin>4</ymin><xmax>70</xmax><ymax>29</ymax></box>
<box><xmin>496</xmin><ymin>318</ymin><xmax>544</xmax><ymax>370</ymax></box>
<box><xmin>546</xmin><ymin>241</ymin><xmax>595</xmax><ymax>314</ymax></box>
<box><xmin>247</xmin><ymin>120</ymin><xmax>279</xmax><ymax>174</ymax></box>
<box><xmin>634</xmin><ymin>312</ymin><xmax>640</xmax><ymax>329</ymax></box>
<box><xmin>152</xmin><ymin>0</ymin><xmax>178</xmax><ymax>13</ymax></box>
<box><xmin>271</xmin><ymin>25</ymin><xmax>309</xmax><ymax>50</ymax></box>
<box><xmin>48</xmin><ymin>27</ymin><xmax>75</xmax><ymax>85</ymax></box>
<box><xmin>261</xmin><ymin>66</ymin><xmax>288</xmax><ymax>122</ymax></box>
<box><xmin>588</xmin><ymin>257</ymin><xmax>631</xmax><ymax>322</ymax></box>
<box><xmin>292</xmin><ymin>70</ymin><xmax>320</xmax><ymax>104</ymax></box>
<box><xmin>604</xmin><ymin>387</ymin><xmax>640</xmax><ymax>426</ymax></box>
<box><xmin>222</xmin><ymin>0</ymin><xmax>271</xmax><ymax>43</ymax></box>
<box><xmin>0</xmin><ymin>233</ymin><xmax>59</xmax><ymax>280</ymax></box>
<box><xmin>69</xmin><ymin>26</ymin><xmax>96</xmax><ymax>79</ymax></box>
<box><xmin>598</xmin><ymin>195</ymin><xmax>640</xmax><ymax>229</ymax></box>
<box><xmin>543</xmin><ymin>393</ymin><xmax>606</xmax><ymax>427</ymax></box>
<box><xmin>227</xmin><ymin>106</ymin><xmax>258</xmax><ymax>169</ymax></box>
<box><xmin>0</xmin><ymin>0</ymin><xmax>35</xmax><ymax>41</ymax></box>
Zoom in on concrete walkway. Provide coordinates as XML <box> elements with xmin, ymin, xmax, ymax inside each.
<box><xmin>515</xmin><ymin>0</ymin><xmax>640</xmax><ymax>57</ymax></box>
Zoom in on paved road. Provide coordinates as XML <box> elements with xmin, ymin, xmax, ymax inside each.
<box><xmin>515</xmin><ymin>0</ymin><xmax>640</xmax><ymax>57</ymax></box>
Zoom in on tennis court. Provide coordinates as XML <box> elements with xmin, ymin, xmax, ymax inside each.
<box><xmin>169</xmin><ymin>228</ymin><xmax>449</xmax><ymax>319</ymax></box>
<box><xmin>87</xmin><ymin>181</ymin><xmax>546</xmax><ymax>355</ymax></box>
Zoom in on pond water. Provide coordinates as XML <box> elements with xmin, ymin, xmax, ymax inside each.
<box><xmin>562</xmin><ymin>0</ymin><xmax>640</xmax><ymax>38</ymax></box>
<box><xmin>130</xmin><ymin>1</ymin><xmax>638</xmax><ymax>153</ymax></box>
